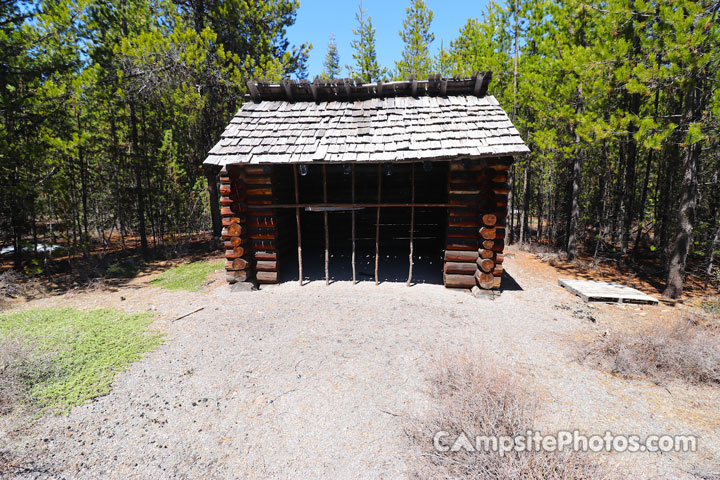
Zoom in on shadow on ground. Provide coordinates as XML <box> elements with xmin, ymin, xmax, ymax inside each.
<box><xmin>279</xmin><ymin>245</ymin><xmax>444</xmax><ymax>285</ymax></box>
<box><xmin>499</xmin><ymin>270</ymin><xmax>523</xmax><ymax>291</ymax></box>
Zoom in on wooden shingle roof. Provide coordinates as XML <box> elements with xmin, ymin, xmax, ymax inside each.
<box><xmin>204</xmin><ymin>73</ymin><xmax>529</xmax><ymax>166</ymax></box>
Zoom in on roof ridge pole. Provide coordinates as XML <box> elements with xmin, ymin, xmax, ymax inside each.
<box><xmin>323</xmin><ymin>164</ymin><xmax>329</xmax><ymax>286</ymax></box>
<box><xmin>375</xmin><ymin>164</ymin><xmax>381</xmax><ymax>286</ymax></box>
<box><xmin>351</xmin><ymin>164</ymin><xmax>357</xmax><ymax>285</ymax></box>
<box><xmin>407</xmin><ymin>163</ymin><xmax>415</xmax><ymax>286</ymax></box>
<box><xmin>293</xmin><ymin>165</ymin><xmax>302</xmax><ymax>285</ymax></box>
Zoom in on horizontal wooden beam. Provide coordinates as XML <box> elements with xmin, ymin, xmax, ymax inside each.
<box><xmin>247</xmin><ymin>203</ymin><xmax>455</xmax><ymax>209</ymax></box>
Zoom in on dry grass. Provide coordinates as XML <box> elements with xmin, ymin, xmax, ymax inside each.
<box><xmin>0</xmin><ymin>336</ymin><xmax>57</xmax><ymax>415</ymax></box>
<box><xmin>408</xmin><ymin>353</ymin><xmax>607</xmax><ymax>479</ymax></box>
<box><xmin>0</xmin><ymin>270</ymin><xmax>45</xmax><ymax>297</ymax></box>
<box><xmin>699</xmin><ymin>298</ymin><xmax>720</xmax><ymax>330</ymax></box>
<box><xmin>0</xmin><ymin>270</ymin><xmax>45</xmax><ymax>310</ymax></box>
<box><xmin>581</xmin><ymin>317</ymin><xmax>720</xmax><ymax>385</ymax></box>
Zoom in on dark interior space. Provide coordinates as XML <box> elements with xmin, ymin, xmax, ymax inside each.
<box><xmin>272</xmin><ymin>162</ymin><xmax>449</xmax><ymax>284</ymax></box>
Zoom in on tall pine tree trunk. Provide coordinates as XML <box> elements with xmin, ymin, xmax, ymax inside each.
<box><xmin>706</xmin><ymin>214</ymin><xmax>720</xmax><ymax>290</ymax></box>
<box><xmin>632</xmin><ymin>88</ymin><xmax>659</xmax><ymax>260</ymax></box>
<box><xmin>191</xmin><ymin>0</ymin><xmax>222</xmax><ymax>238</ymax></box>
<box><xmin>519</xmin><ymin>164</ymin><xmax>529</xmax><ymax>245</ymax></box>
<box><xmin>567</xmin><ymin>149</ymin><xmax>582</xmax><ymax>261</ymax></box>
<box><xmin>659</xmin><ymin>140</ymin><xmax>679</xmax><ymax>264</ymax></box>
<box><xmin>567</xmin><ymin>83</ymin><xmax>584</xmax><ymax>261</ymax></box>
<box><xmin>121</xmin><ymin>0</ymin><xmax>148</xmax><ymax>255</ymax></box>
<box><xmin>621</xmin><ymin>2</ymin><xmax>640</xmax><ymax>256</ymax></box>
<box><xmin>663</xmin><ymin>82</ymin><xmax>702</xmax><ymax>299</ymax></box>
<box><xmin>621</xmin><ymin>91</ymin><xmax>639</xmax><ymax>255</ymax></box>
<box><xmin>129</xmin><ymin>101</ymin><xmax>148</xmax><ymax>255</ymax></box>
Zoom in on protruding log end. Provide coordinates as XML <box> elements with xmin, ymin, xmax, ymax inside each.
<box><xmin>482</xmin><ymin>214</ymin><xmax>497</xmax><ymax>226</ymax></box>
<box><xmin>226</xmin><ymin>270</ymin><xmax>249</xmax><ymax>283</ymax></box>
<box><xmin>479</xmin><ymin>249</ymin><xmax>494</xmax><ymax>259</ymax></box>
<box><xmin>478</xmin><ymin>258</ymin><xmax>495</xmax><ymax>273</ymax></box>
<box><xmin>225</xmin><ymin>257</ymin><xmax>250</xmax><ymax>271</ymax></box>
<box><xmin>225</xmin><ymin>246</ymin><xmax>246</xmax><ymax>259</ymax></box>
<box><xmin>480</xmin><ymin>227</ymin><xmax>496</xmax><ymax>240</ymax></box>
<box><xmin>225</xmin><ymin>222</ymin><xmax>244</xmax><ymax>237</ymax></box>
<box><xmin>475</xmin><ymin>271</ymin><xmax>495</xmax><ymax>290</ymax></box>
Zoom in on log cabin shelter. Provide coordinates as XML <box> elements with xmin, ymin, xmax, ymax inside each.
<box><xmin>204</xmin><ymin>73</ymin><xmax>529</xmax><ymax>289</ymax></box>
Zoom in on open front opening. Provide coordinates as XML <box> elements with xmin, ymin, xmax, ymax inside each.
<box><xmin>271</xmin><ymin>162</ymin><xmax>448</xmax><ymax>284</ymax></box>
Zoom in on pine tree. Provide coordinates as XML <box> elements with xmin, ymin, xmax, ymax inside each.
<box><xmin>395</xmin><ymin>0</ymin><xmax>435</xmax><ymax>79</ymax></box>
<box><xmin>321</xmin><ymin>33</ymin><xmax>341</xmax><ymax>80</ymax></box>
<box><xmin>347</xmin><ymin>5</ymin><xmax>386</xmax><ymax>83</ymax></box>
<box><xmin>435</xmin><ymin>39</ymin><xmax>452</xmax><ymax>76</ymax></box>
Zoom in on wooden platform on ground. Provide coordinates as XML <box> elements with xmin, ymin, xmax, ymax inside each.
<box><xmin>558</xmin><ymin>279</ymin><xmax>659</xmax><ymax>305</ymax></box>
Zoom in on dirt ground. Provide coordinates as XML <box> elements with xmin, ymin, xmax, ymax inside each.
<box><xmin>1</xmin><ymin>247</ymin><xmax>719</xmax><ymax>479</ymax></box>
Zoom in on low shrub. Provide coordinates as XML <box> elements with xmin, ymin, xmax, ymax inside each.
<box><xmin>104</xmin><ymin>259</ymin><xmax>143</xmax><ymax>278</ymax></box>
<box><xmin>409</xmin><ymin>353</ymin><xmax>606</xmax><ymax>479</ymax></box>
<box><xmin>0</xmin><ymin>336</ymin><xmax>57</xmax><ymax>414</ymax></box>
<box><xmin>701</xmin><ymin>299</ymin><xmax>720</xmax><ymax>321</ymax></box>
<box><xmin>581</xmin><ymin>318</ymin><xmax>720</xmax><ymax>385</ymax></box>
<box><xmin>0</xmin><ymin>270</ymin><xmax>44</xmax><ymax>300</ymax></box>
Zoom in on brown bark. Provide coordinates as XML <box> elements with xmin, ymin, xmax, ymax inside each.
<box><xmin>566</xmin><ymin>151</ymin><xmax>582</xmax><ymax>261</ymax></box>
<box><xmin>663</xmin><ymin>142</ymin><xmax>699</xmax><ymax>299</ymax></box>
<box><xmin>475</xmin><ymin>271</ymin><xmax>495</xmax><ymax>289</ymax></box>
<box><xmin>444</xmin><ymin>273</ymin><xmax>477</xmax><ymax>288</ymax></box>
<box><xmin>663</xmin><ymin>80</ymin><xmax>704</xmax><ymax>299</ymax></box>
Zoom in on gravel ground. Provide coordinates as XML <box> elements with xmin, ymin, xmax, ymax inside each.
<box><xmin>1</xmin><ymin>248</ymin><xmax>719</xmax><ymax>479</ymax></box>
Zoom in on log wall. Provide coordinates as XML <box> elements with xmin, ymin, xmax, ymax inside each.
<box><xmin>221</xmin><ymin>157</ymin><xmax>512</xmax><ymax>290</ymax></box>
<box><xmin>444</xmin><ymin>156</ymin><xmax>511</xmax><ymax>290</ymax></box>
<box><xmin>222</xmin><ymin>165</ymin><xmax>251</xmax><ymax>284</ymax></box>
<box><xmin>245</xmin><ymin>165</ymin><xmax>279</xmax><ymax>284</ymax></box>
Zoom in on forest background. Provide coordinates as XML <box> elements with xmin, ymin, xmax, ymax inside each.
<box><xmin>1</xmin><ymin>0</ymin><xmax>718</xmax><ymax>298</ymax></box>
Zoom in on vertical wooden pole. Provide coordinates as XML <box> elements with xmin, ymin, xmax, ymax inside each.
<box><xmin>293</xmin><ymin>165</ymin><xmax>302</xmax><ymax>286</ymax></box>
<box><xmin>407</xmin><ymin>163</ymin><xmax>415</xmax><ymax>286</ymax></box>
<box><xmin>323</xmin><ymin>164</ymin><xmax>329</xmax><ymax>286</ymax></box>
<box><xmin>375</xmin><ymin>164</ymin><xmax>381</xmax><ymax>286</ymax></box>
<box><xmin>351</xmin><ymin>164</ymin><xmax>357</xmax><ymax>285</ymax></box>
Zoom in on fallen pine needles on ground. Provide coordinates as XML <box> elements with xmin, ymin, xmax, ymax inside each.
<box><xmin>580</xmin><ymin>317</ymin><xmax>720</xmax><ymax>386</ymax></box>
<box><xmin>408</xmin><ymin>353</ymin><xmax>607</xmax><ymax>479</ymax></box>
